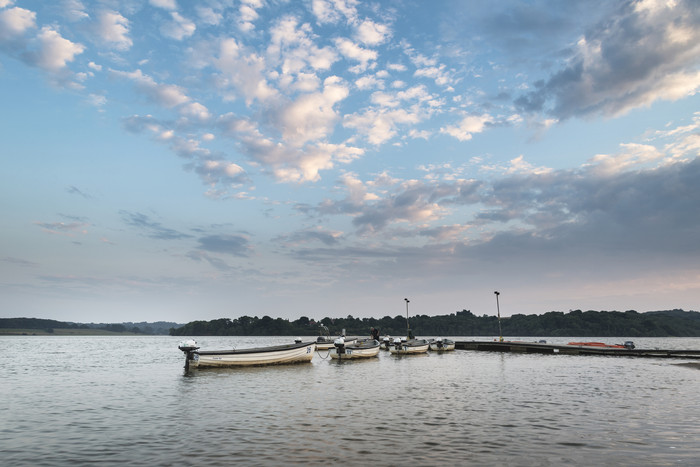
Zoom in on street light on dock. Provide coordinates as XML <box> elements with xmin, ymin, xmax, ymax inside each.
<box><xmin>494</xmin><ymin>291</ymin><xmax>503</xmax><ymax>342</ymax></box>
<box><xmin>404</xmin><ymin>298</ymin><xmax>411</xmax><ymax>339</ymax></box>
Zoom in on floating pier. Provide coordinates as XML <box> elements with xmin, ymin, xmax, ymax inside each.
<box><xmin>455</xmin><ymin>341</ymin><xmax>700</xmax><ymax>359</ymax></box>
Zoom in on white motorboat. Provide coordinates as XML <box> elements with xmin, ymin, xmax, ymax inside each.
<box><xmin>178</xmin><ymin>340</ymin><xmax>315</xmax><ymax>369</ymax></box>
<box><xmin>389</xmin><ymin>337</ymin><xmax>429</xmax><ymax>355</ymax></box>
<box><xmin>315</xmin><ymin>335</ymin><xmax>357</xmax><ymax>350</ymax></box>
<box><xmin>314</xmin><ymin>324</ymin><xmax>357</xmax><ymax>350</ymax></box>
<box><xmin>329</xmin><ymin>338</ymin><xmax>380</xmax><ymax>360</ymax></box>
<box><xmin>428</xmin><ymin>338</ymin><xmax>456</xmax><ymax>351</ymax></box>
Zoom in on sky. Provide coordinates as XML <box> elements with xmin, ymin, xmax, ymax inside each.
<box><xmin>1</xmin><ymin>0</ymin><xmax>699</xmax><ymax>325</ymax></box>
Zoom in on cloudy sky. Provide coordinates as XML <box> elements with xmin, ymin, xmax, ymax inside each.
<box><xmin>1</xmin><ymin>0</ymin><xmax>699</xmax><ymax>324</ymax></box>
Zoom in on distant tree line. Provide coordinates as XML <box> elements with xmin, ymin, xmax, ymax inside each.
<box><xmin>169</xmin><ymin>309</ymin><xmax>700</xmax><ymax>337</ymax></box>
<box><xmin>0</xmin><ymin>318</ymin><xmax>180</xmax><ymax>335</ymax></box>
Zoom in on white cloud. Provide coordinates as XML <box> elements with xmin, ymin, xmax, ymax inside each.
<box><xmin>215</xmin><ymin>38</ymin><xmax>279</xmax><ymax>105</ymax></box>
<box><xmin>111</xmin><ymin>69</ymin><xmax>190</xmax><ymax>108</ymax></box>
<box><xmin>311</xmin><ymin>0</ymin><xmax>358</xmax><ymax>24</ymax></box>
<box><xmin>277</xmin><ymin>76</ymin><xmax>349</xmax><ymax>146</ymax></box>
<box><xmin>355</xmin><ymin>75</ymin><xmax>384</xmax><ymax>90</ymax></box>
<box><xmin>149</xmin><ymin>0</ymin><xmax>177</xmax><ymax>10</ymax></box>
<box><xmin>238</xmin><ymin>3</ymin><xmax>260</xmax><ymax>32</ymax></box>
<box><xmin>285</xmin><ymin>72</ymin><xmax>321</xmax><ymax>92</ymax></box>
<box><xmin>355</xmin><ymin>19</ymin><xmax>390</xmax><ymax>45</ymax></box>
<box><xmin>344</xmin><ymin>107</ymin><xmax>421</xmax><ymax>145</ymax></box>
<box><xmin>311</xmin><ymin>0</ymin><xmax>338</xmax><ymax>24</ymax></box>
<box><xmin>387</xmin><ymin>63</ymin><xmax>407</xmax><ymax>72</ymax></box>
<box><xmin>267</xmin><ymin>16</ymin><xmax>337</xmax><ymax>72</ymax></box>
<box><xmin>95</xmin><ymin>11</ymin><xmax>132</xmax><ymax>51</ymax></box>
<box><xmin>586</xmin><ymin>143</ymin><xmax>665</xmax><ymax>175</ymax></box>
<box><xmin>161</xmin><ymin>12</ymin><xmax>195</xmax><ymax>40</ymax></box>
<box><xmin>195</xmin><ymin>159</ymin><xmax>248</xmax><ymax>187</ymax></box>
<box><xmin>180</xmin><ymin>101</ymin><xmax>211</xmax><ymax>121</ymax></box>
<box><xmin>440</xmin><ymin>114</ymin><xmax>493</xmax><ymax>141</ymax></box>
<box><xmin>414</xmin><ymin>63</ymin><xmax>451</xmax><ymax>87</ymax></box>
<box><xmin>505</xmin><ymin>155</ymin><xmax>552</xmax><ymax>175</ymax></box>
<box><xmin>195</xmin><ymin>6</ymin><xmax>222</xmax><ymax>26</ymax></box>
<box><xmin>221</xmin><ymin>114</ymin><xmax>362</xmax><ymax>183</ymax></box>
<box><xmin>33</xmin><ymin>26</ymin><xmax>85</xmax><ymax>72</ymax></box>
<box><xmin>0</xmin><ymin>6</ymin><xmax>36</xmax><ymax>40</ymax></box>
<box><xmin>62</xmin><ymin>0</ymin><xmax>89</xmax><ymax>21</ymax></box>
<box><xmin>334</xmin><ymin>37</ymin><xmax>377</xmax><ymax>72</ymax></box>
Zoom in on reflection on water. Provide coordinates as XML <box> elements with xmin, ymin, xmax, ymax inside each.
<box><xmin>1</xmin><ymin>336</ymin><xmax>699</xmax><ymax>466</ymax></box>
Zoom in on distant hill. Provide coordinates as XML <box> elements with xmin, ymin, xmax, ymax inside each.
<box><xmin>168</xmin><ymin>309</ymin><xmax>700</xmax><ymax>337</ymax></box>
<box><xmin>5</xmin><ymin>309</ymin><xmax>700</xmax><ymax>337</ymax></box>
<box><xmin>0</xmin><ymin>318</ymin><xmax>181</xmax><ymax>335</ymax></box>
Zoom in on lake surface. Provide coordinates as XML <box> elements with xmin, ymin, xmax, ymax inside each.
<box><xmin>1</xmin><ymin>335</ymin><xmax>699</xmax><ymax>466</ymax></box>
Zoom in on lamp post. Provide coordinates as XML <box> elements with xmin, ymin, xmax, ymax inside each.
<box><xmin>494</xmin><ymin>291</ymin><xmax>503</xmax><ymax>342</ymax></box>
<box><xmin>404</xmin><ymin>298</ymin><xmax>411</xmax><ymax>338</ymax></box>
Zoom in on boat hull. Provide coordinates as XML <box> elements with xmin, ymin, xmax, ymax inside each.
<box><xmin>329</xmin><ymin>339</ymin><xmax>380</xmax><ymax>359</ymax></box>
<box><xmin>189</xmin><ymin>342</ymin><xmax>316</xmax><ymax>368</ymax></box>
<box><xmin>389</xmin><ymin>339</ymin><xmax>429</xmax><ymax>355</ymax></box>
<box><xmin>429</xmin><ymin>339</ymin><xmax>456</xmax><ymax>351</ymax></box>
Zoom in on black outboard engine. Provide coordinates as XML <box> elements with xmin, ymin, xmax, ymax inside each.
<box><xmin>382</xmin><ymin>336</ymin><xmax>391</xmax><ymax>350</ymax></box>
<box><xmin>393</xmin><ymin>337</ymin><xmax>403</xmax><ymax>352</ymax></box>
<box><xmin>624</xmin><ymin>341</ymin><xmax>635</xmax><ymax>350</ymax></box>
<box><xmin>436</xmin><ymin>338</ymin><xmax>444</xmax><ymax>349</ymax></box>
<box><xmin>178</xmin><ymin>339</ymin><xmax>200</xmax><ymax>371</ymax></box>
<box><xmin>334</xmin><ymin>337</ymin><xmax>346</xmax><ymax>355</ymax></box>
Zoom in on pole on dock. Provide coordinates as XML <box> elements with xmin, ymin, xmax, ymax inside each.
<box><xmin>494</xmin><ymin>291</ymin><xmax>503</xmax><ymax>342</ymax></box>
<box><xmin>404</xmin><ymin>298</ymin><xmax>411</xmax><ymax>339</ymax></box>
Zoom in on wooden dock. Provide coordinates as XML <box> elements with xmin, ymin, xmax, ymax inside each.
<box><xmin>455</xmin><ymin>341</ymin><xmax>700</xmax><ymax>359</ymax></box>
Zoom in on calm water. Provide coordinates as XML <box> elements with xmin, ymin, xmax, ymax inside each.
<box><xmin>1</xmin><ymin>335</ymin><xmax>699</xmax><ymax>466</ymax></box>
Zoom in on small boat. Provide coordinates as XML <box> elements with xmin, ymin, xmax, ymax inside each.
<box><xmin>315</xmin><ymin>335</ymin><xmax>357</xmax><ymax>350</ymax></box>
<box><xmin>428</xmin><ymin>338</ymin><xmax>455</xmax><ymax>351</ymax></box>
<box><xmin>314</xmin><ymin>324</ymin><xmax>357</xmax><ymax>350</ymax></box>
<box><xmin>389</xmin><ymin>337</ymin><xmax>429</xmax><ymax>355</ymax></box>
<box><xmin>567</xmin><ymin>341</ymin><xmax>635</xmax><ymax>349</ymax></box>
<box><xmin>330</xmin><ymin>338</ymin><xmax>380</xmax><ymax>360</ymax></box>
<box><xmin>178</xmin><ymin>340</ymin><xmax>315</xmax><ymax>369</ymax></box>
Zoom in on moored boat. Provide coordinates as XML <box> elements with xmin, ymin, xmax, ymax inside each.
<box><xmin>389</xmin><ymin>337</ymin><xmax>429</xmax><ymax>355</ymax></box>
<box><xmin>314</xmin><ymin>324</ymin><xmax>357</xmax><ymax>350</ymax></box>
<box><xmin>567</xmin><ymin>341</ymin><xmax>635</xmax><ymax>349</ymax></box>
<box><xmin>428</xmin><ymin>338</ymin><xmax>455</xmax><ymax>351</ymax></box>
<box><xmin>178</xmin><ymin>340</ymin><xmax>316</xmax><ymax>369</ymax></box>
<box><xmin>315</xmin><ymin>335</ymin><xmax>357</xmax><ymax>350</ymax></box>
<box><xmin>330</xmin><ymin>338</ymin><xmax>380</xmax><ymax>360</ymax></box>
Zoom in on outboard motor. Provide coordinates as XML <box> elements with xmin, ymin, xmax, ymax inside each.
<box><xmin>178</xmin><ymin>339</ymin><xmax>200</xmax><ymax>371</ymax></box>
<box><xmin>294</xmin><ymin>337</ymin><xmax>302</xmax><ymax>343</ymax></box>
<box><xmin>382</xmin><ymin>336</ymin><xmax>391</xmax><ymax>350</ymax></box>
<box><xmin>393</xmin><ymin>337</ymin><xmax>403</xmax><ymax>351</ymax></box>
<box><xmin>624</xmin><ymin>341</ymin><xmax>635</xmax><ymax>350</ymax></box>
<box><xmin>334</xmin><ymin>337</ymin><xmax>346</xmax><ymax>355</ymax></box>
<box><xmin>436</xmin><ymin>338</ymin><xmax>444</xmax><ymax>349</ymax></box>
